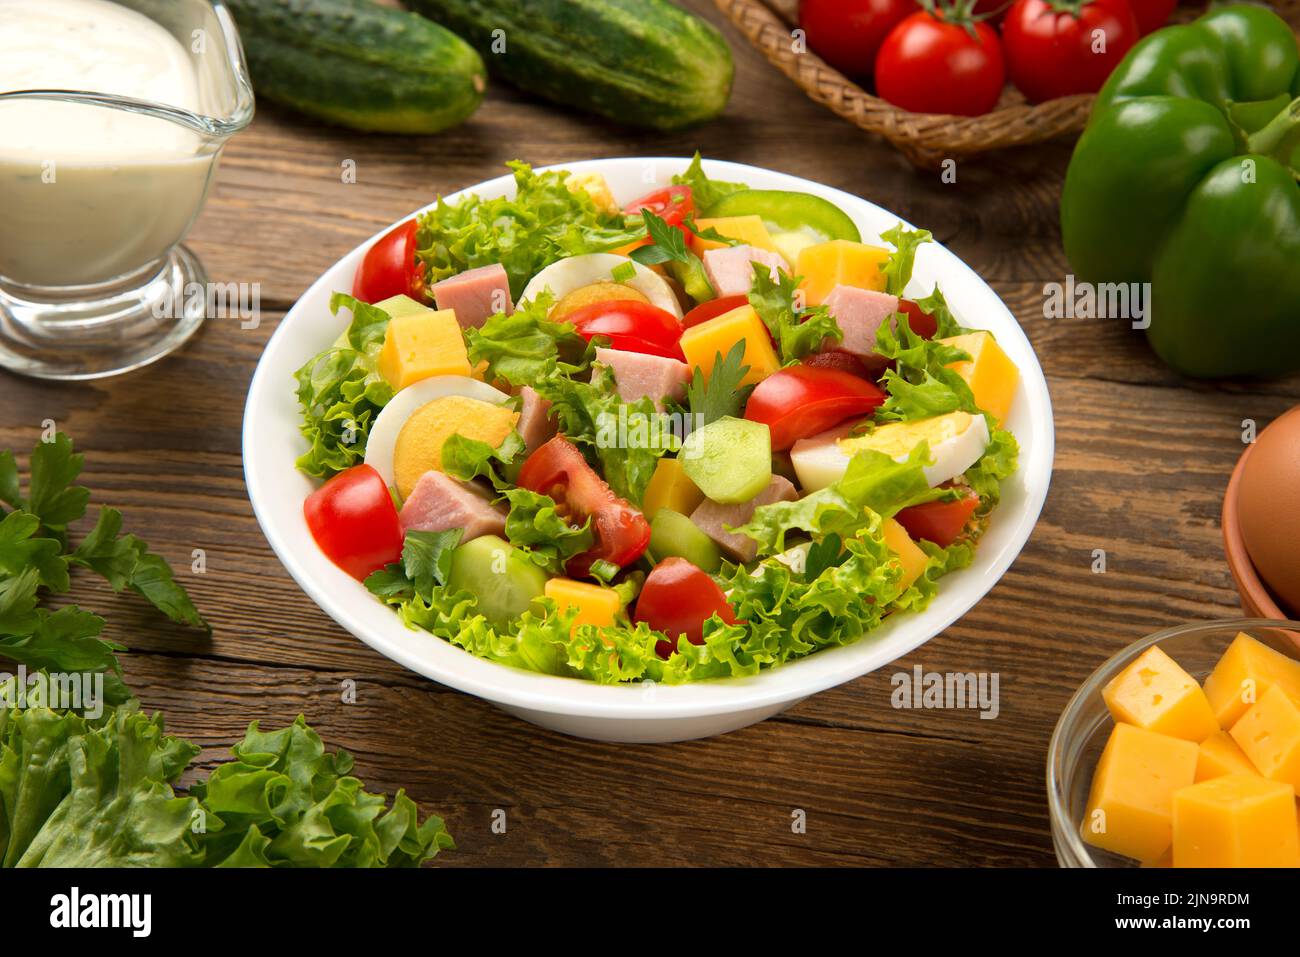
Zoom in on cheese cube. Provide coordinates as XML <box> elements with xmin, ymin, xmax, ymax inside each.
<box><xmin>1196</xmin><ymin>731</ymin><xmax>1260</xmax><ymax>782</ymax></box>
<box><xmin>690</xmin><ymin>215</ymin><xmax>782</xmax><ymax>257</ymax></box>
<box><xmin>642</xmin><ymin>458</ymin><xmax>704</xmax><ymax>520</ymax></box>
<box><xmin>882</xmin><ymin>518</ymin><xmax>928</xmax><ymax>591</ymax></box>
<box><xmin>940</xmin><ymin>331</ymin><xmax>1020</xmax><ymax>423</ymax></box>
<box><xmin>1080</xmin><ymin>723</ymin><xmax>1199</xmax><ymax>862</ymax></box>
<box><xmin>1229</xmin><ymin>684</ymin><xmax>1300</xmax><ymax>787</ymax></box>
<box><xmin>545</xmin><ymin>578</ymin><xmax>621</xmax><ymax>635</ymax></box>
<box><xmin>1203</xmin><ymin>632</ymin><xmax>1300</xmax><ymax>728</ymax></box>
<box><xmin>377</xmin><ymin>308</ymin><xmax>471</xmax><ymax>390</ymax></box>
<box><xmin>1102</xmin><ymin>645</ymin><xmax>1220</xmax><ymax>742</ymax></box>
<box><xmin>1172</xmin><ymin>774</ymin><xmax>1299</xmax><ymax>867</ymax></box>
<box><xmin>795</xmin><ymin>240</ymin><xmax>890</xmax><ymax>306</ymax></box>
<box><xmin>679</xmin><ymin>304</ymin><xmax>780</xmax><ymax>388</ymax></box>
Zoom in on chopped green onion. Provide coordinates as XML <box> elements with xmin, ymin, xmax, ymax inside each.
<box><xmin>611</xmin><ymin>261</ymin><xmax>636</xmax><ymax>284</ymax></box>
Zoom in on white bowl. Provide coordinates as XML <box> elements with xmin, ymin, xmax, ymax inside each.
<box><xmin>243</xmin><ymin>157</ymin><xmax>1054</xmax><ymax>743</ymax></box>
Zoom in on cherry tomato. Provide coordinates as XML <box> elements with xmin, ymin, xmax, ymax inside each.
<box><xmin>745</xmin><ymin>365</ymin><xmax>887</xmax><ymax>450</ymax></box>
<box><xmin>1002</xmin><ymin>0</ymin><xmax>1139</xmax><ymax>103</ymax></box>
<box><xmin>516</xmin><ymin>436</ymin><xmax>650</xmax><ymax>579</ymax></box>
<box><xmin>622</xmin><ymin>185</ymin><xmax>694</xmax><ymax>228</ymax></box>
<box><xmin>634</xmin><ymin>557</ymin><xmax>738</xmax><ymax>658</ymax></box>
<box><xmin>875</xmin><ymin>11</ymin><xmax>1006</xmax><ymax>116</ymax></box>
<box><xmin>899</xmin><ymin>299</ymin><xmax>939</xmax><ymax>339</ymax></box>
<box><xmin>567</xmin><ymin>300</ymin><xmax>685</xmax><ymax>360</ymax></box>
<box><xmin>801</xmin><ymin>349</ymin><xmax>874</xmax><ymax>379</ymax></box>
<box><xmin>304</xmin><ymin>465</ymin><xmax>405</xmax><ymax>581</ymax></box>
<box><xmin>895</xmin><ymin>489</ymin><xmax>980</xmax><ymax>548</ymax></box>
<box><xmin>798</xmin><ymin>0</ymin><xmax>916</xmax><ymax>79</ymax></box>
<box><xmin>682</xmin><ymin>294</ymin><xmax>750</xmax><ymax>329</ymax></box>
<box><xmin>352</xmin><ymin>220</ymin><xmax>427</xmax><ymax>305</ymax></box>
<box><xmin>1125</xmin><ymin>0</ymin><xmax>1175</xmax><ymax>34</ymax></box>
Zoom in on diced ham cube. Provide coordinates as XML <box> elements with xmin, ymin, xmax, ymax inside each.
<box><xmin>517</xmin><ymin>385</ymin><xmax>556</xmax><ymax>454</ymax></box>
<box><xmin>690</xmin><ymin>476</ymin><xmax>798</xmax><ymax>564</ymax></box>
<box><xmin>399</xmin><ymin>470</ymin><xmax>505</xmax><ymax>541</ymax></box>
<box><xmin>821</xmin><ymin>285</ymin><xmax>900</xmax><ymax>360</ymax></box>
<box><xmin>431</xmin><ymin>263</ymin><xmax>513</xmax><ymax>330</ymax></box>
<box><xmin>595</xmin><ymin>347</ymin><xmax>690</xmax><ymax>411</ymax></box>
<box><xmin>702</xmin><ymin>244</ymin><xmax>791</xmax><ymax>298</ymax></box>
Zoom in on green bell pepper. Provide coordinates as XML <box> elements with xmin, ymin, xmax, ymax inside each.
<box><xmin>707</xmin><ymin>190</ymin><xmax>862</xmax><ymax>243</ymax></box>
<box><xmin>1060</xmin><ymin>4</ymin><xmax>1300</xmax><ymax>378</ymax></box>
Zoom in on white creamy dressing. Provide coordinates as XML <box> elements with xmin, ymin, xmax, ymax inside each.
<box><xmin>0</xmin><ymin>0</ymin><xmax>216</xmax><ymax>287</ymax></box>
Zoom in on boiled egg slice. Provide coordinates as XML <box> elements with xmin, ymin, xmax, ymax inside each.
<box><xmin>791</xmin><ymin>411</ymin><xmax>990</xmax><ymax>492</ymax></box>
<box><xmin>520</xmin><ymin>253</ymin><xmax>683</xmax><ymax>320</ymax></box>
<box><xmin>363</xmin><ymin>375</ymin><xmax>515</xmax><ymax>499</ymax></box>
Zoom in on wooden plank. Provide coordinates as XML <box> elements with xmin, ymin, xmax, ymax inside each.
<box><xmin>1</xmin><ymin>0</ymin><xmax>1296</xmax><ymax>867</ymax></box>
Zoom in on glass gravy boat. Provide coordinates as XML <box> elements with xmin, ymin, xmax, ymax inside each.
<box><xmin>0</xmin><ymin>0</ymin><xmax>254</xmax><ymax>380</ymax></box>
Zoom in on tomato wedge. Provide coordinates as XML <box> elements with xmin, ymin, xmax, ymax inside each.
<box><xmin>744</xmin><ymin>365</ymin><xmax>887</xmax><ymax>450</ymax></box>
<box><xmin>352</xmin><ymin>220</ymin><xmax>427</xmax><ymax>305</ymax></box>
<box><xmin>567</xmin><ymin>300</ymin><xmax>685</xmax><ymax>360</ymax></box>
<box><xmin>634</xmin><ymin>557</ymin><xmax>738</xmax><ymax>658</ymax></box>
<box><xmin>516</xmin><ymin>436</ymin><xmax>650</xmax><ymax>579</ymax></box>
<box><xmin>304</xmin><ymin>464</ymin><xmax>405</xmax><ymax>581</ymax></box>
<box><xmin>683</xmin><ymin>294</ymin><xmax>749</xmax><ymax>329</ymax></box>
<box><xmin>623</xmin><ymin>185</ymin><xmax>694</xmax><ymax>228</ymax></box>
<box><xmin>801</xmin><ymin>349</ymin><xmax>873</xmax><ymax>379</ymax></box>
<box><xmin>895</xmin><ymin>490</ymin><xmax>980</xmax><ymax>548</ymax></box>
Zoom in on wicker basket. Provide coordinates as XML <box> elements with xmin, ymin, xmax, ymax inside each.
<box><xmin>716</xmin><ymin>0</ymin><xmax>1300</xmax><ymax>167</ymax></box>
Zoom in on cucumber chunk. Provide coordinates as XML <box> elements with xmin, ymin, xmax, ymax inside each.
<box><xmin>649</xmin><ymin>508</ymin><xmax>723</xmax><ymax>573</ymax></box>
<box><xmin>681</xmin><ymin>416</ymin><xmax>771</xmax><ymax>504</ymax></box>
<box><xmin>447</xmin><ymin>535</ymin><xmax>548</xmax><ymax>629</ymax></box>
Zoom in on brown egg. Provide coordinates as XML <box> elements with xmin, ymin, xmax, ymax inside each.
<box><xmin>1237</xmin><ymin>405</ymin><xmax>1300</xmax><ymax>615</ymax></box>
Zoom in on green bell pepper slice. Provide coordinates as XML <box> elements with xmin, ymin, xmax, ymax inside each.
<box><xmin>1061</xmin><ymin>4</ymin><xmax>1300</xmax><ymax>378</ymax></box>
<box><xmin>707</xmin><ymin>189</ymin><xmax>861</xmax><ymax>244</ymax></box>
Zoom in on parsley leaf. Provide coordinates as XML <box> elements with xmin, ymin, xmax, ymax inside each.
<box><xmin>629</xmin><ymin>208</ymin><xmax>690</xmax><ymax>267</ymax></box>
<box><xmin>685</xmin><ymin>339</ymin><xmax>753</xmax><ymax>426</ymax></box>
<box><xmin>71</xmin><ymin>507</ymin><xmax>208</xmax><ymax>631</ymax></box>
<box><xmin>26</xmin><ymin>434</ymin><xmax>90</xmax><ymax>535</ymax></box>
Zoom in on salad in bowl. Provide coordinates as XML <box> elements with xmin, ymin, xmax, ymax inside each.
<box><xmin>289</xmin><ymin>156</ymin><xmax>1022</xmax><ymax>687</ymax></box>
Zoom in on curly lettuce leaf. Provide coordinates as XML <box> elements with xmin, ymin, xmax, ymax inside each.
<box><xmin>671</xmin><ymin>152</ymin><xmax>748</xmax><ymax>214</ymax></box>
<box><xmin>13</xmin><ymin>706</ymin><xmax>202</xmax><ymax>868</ymax></box>
<box><xmin>733</xmin><ymin>445</ymin><xmax>956</xmax><ymax>557</ymax></box>
<box><xmin>464</xmin><ymin>293</ymin><xmax>593</xmax><ymax>388</ymax></box>
<box><xmin>535</xmin><ymin>363</ymin><xmax>679</xmax><ymax>505</ymax></box>
<box><xmin>879</xmin><ymin>223</ymin><xmax>932</xmax><ymax>298</ymax></box>
<box><xmin>190</xmin><ymin>716</ymin><xmax>454</xmax><ymax>868</ymax></box>
<box><xmin>747</xmin><ymin>267</ymin><xmax>842</xmax><ymax>364</ymax></box>
<box><xmin>293</xmin><ymin>295</ymin><xmax>394</xmax><ymax>479</ymax></box>
<box><xmin>964</xmin><ymin>426</ymin><xmax>1019</xmax><ymax>510</ymax></box>
<box><xmin>873</xmin><ymin>317</ymin><xmax>976</xmax><ymax>423</ymax></box>
<box><xmin>416</xmin><ymin>161</ymin><xmax>642</xmax><ymax>300</ymax></box>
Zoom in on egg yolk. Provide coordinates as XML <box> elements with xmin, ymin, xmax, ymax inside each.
<box><xmin>392</xmin><ymin>396</ymin><xmax>519</xmax><ymax>499</ymax></box>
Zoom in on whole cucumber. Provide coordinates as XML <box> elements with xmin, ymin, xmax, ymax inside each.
<box><xmin>223</xmin><ymin>0</ymin><xmax>486</xmax><ymax>134</ymax></box>
<box><xmin>406</xmin><ymin>0</ymin><xmax>733</xmax><ymax>130</ymax></box>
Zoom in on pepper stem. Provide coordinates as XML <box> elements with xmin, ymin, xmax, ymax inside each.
<box><xmin>1246</xmin><ymin>95</ymin><xmax>1300</xmax><ymax>169</ymax></box>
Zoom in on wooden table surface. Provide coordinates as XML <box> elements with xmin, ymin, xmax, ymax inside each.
<box><xmin>4</xmin><ymin>0</ymin><xmax>1298</xmax><ymax>868</ymax></box>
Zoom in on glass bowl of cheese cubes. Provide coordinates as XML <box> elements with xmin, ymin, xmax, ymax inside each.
<box><xmin>1048</xmin><ymin>619</ymin><xmax>1300</xmax><ymax>868</ymax></box>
